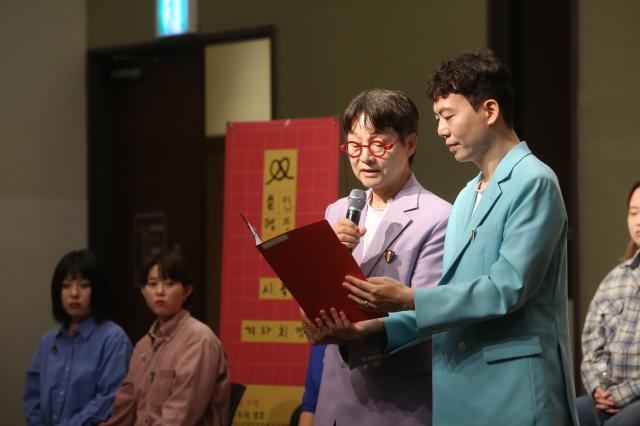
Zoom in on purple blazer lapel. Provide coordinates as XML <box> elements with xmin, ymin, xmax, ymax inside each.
<box><xmin>358</xmin><ymin>175</ymin><xmax>420</xmax><ymax>276</ymax></box>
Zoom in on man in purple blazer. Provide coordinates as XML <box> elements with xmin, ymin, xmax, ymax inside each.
<box><xmin>309</xmin><ymin>89</ymin><xmax>451</xmax><ymax>425</ymax></box>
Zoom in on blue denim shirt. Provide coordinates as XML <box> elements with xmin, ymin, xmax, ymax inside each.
<box><xmin>23</xmin><ymin>317</ymin><xmax>132</xmax><ymax>425</ymax></box>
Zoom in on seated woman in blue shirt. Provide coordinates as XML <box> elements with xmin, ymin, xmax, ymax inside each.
<box><xmin>23</xmin><ymin>249</ymin><xmax>132</xmax><ymax>425</ymax></box>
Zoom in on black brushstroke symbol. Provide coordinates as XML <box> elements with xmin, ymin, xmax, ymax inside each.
<box><xmin>266</xmin><ymin>157</ymin><xmax>294</xmax><ymax>184</ymax></box>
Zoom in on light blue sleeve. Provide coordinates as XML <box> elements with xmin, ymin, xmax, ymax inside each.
<box><xmin>383</xmin><ymin>310</ymin><xmax>428</xmax><ymax>354</ymax></box>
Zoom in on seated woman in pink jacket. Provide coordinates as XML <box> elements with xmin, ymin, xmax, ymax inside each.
<box><xmin>101</xmin><ymin>251</ymin><xmax>230</xmax><ymax>426</ymax></box>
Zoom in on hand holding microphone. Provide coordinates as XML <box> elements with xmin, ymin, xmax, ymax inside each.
<box><xmin>333</xmin><ymin>189</ymin><xmax>367</xmax><ymax>250</ymax></box>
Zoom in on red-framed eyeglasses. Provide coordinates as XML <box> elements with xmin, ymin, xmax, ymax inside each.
<box><xmin>339</xmin><ymin>141</ymin><xmax>396</xmax><ymax>158</ymax></box>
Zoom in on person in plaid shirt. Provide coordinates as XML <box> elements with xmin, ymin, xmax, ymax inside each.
<box><xmin>577</xmin><ymin>180</ymin><xmax>640</xmax><ymax>426</ymax></box>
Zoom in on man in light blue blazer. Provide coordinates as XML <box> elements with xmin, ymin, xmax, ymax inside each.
<box><xmin>306</xmin><ymin>89</ymin><xmax>451</xmax><ymax>426</ymax></box>
<box><xmin>313</xmin><ymin>50</ymin><xmax>578</xmax><ymax>425</ymax></box>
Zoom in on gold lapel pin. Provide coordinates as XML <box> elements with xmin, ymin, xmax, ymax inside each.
<box><xmin>384</xmin><ymin>249</ymin><xmax>394</xmax><ymax>263</ymax></box>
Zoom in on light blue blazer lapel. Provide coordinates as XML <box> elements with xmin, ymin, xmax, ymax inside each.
<box><xmin>455</xmin><ymin>178</ymin><xmax>480</xmax><ymax>250</ymax></box>
<box><xmin>468</xmin><ymin>180</ymin><xmax>502</xmax><ymax>231</ymax></box>
<box><xmin>440</xmin><ymin>142</ymin><xmax>532</xmax><ymax>283</ymax></box>
<box><xmin>358</xmin><ymin>175</ymin><xmax>419</xmax><ymax>276</ymax></box>
<box><xmin>440</xmin><ymin>177</ymin><xmax>479</xmax><ymax>279</ymax></box>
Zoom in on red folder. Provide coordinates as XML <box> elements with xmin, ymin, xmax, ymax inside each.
<box><xmin>241</xmin><ymin>214</ymin><xmax>384</xmax><ymax>323</ymax></box>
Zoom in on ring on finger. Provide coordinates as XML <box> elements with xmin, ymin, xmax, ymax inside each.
<box><xmin>363</xmin><ymin>299</ymin><xmax>369</xmax><ymax>307</ymax></box>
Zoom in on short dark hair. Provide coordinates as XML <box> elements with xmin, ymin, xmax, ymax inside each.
<box><xmin>140</xmin><ymin>251</ymin><xmax>193</xmax><ymax>305</ymax></box>
<box><xmin>51</xmin><ymin>249</ymin><xmax>113</xmax><ymax>325</ymax></box>
<box><xmin>427</xmin><ymin>49</ymin><xmax>515</xmax><ymax>128</ymax></box>
<box><xmin>623</xmin><ymin>180</ymin><xmax>640</xmax><ymax>261</ymax></box>
<box><xmin>343</xmin><ymin>89</ymin><xmax>419</xmax><ymax>164</ymax></box>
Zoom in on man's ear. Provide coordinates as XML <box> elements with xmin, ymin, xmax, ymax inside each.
<box><xmin>404</xmin><ymin>133</ymin><xmax>417</xmax><ymax>157</ymax></box>
<box><xmin>483</xmin><ymin>99</ymin><xmax>500</xmax><ymax>126</ymax></box>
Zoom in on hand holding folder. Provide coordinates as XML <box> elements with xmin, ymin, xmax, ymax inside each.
<box><xmin>241</xmin><ymin>214</ymin><xmax>384</xmax><ymax>323</ymax></box>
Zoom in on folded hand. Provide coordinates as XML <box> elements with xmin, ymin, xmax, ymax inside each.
<box><xmin>593</xmin><ymin>387</ymin><xmax>621</xmax><ymax>414</ymax></box>
<box><xmin>299</xmin><ymin>308</ymin><xmax>383</xmax><ymax>345</ymax></box>
<box><xmin>343</xmin><ymin>275</ymin><xmax>415</xmax><ymax>313</ymax></box>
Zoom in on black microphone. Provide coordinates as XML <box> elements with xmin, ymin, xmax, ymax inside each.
<box><xmin>346</xmin><ymin>189</ymin><xmax>367</xmax><ymax>225</ymax></box>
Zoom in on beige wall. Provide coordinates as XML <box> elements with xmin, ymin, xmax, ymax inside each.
<box><xmin>577</xmin><ymin>1</ymin><xmax>640</xmax><ymax>328</ymax></box>
<box><xmin>204</xmin><ymin>38</ymin><xmax>272</xmax><ymax>136</ymax></box>
<box><xmin>87</xmin><ymin>0</ymin><xmax>485</xmax><ymax>202</ymax></box>
<box><xmin>0</xmin><ymin>1</ymin><xmax>86</xmax><ymax>423</ymax></box>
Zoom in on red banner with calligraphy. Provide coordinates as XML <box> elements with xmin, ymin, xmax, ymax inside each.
<box><xmin>220</xmin><ymin>117</ymin><xmax>340</xmax><ymax>425</ymax></box>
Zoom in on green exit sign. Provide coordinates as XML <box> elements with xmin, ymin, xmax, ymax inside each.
<box><xmin>156</xmin><ymin>0</ymin><xmax>198</xmax><ymax>37</ymax></box>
